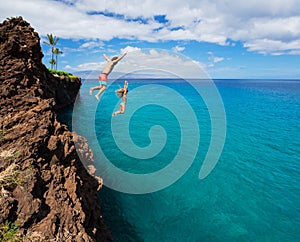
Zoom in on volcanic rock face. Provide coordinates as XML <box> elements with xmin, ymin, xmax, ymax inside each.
<box><xmin>0</xmin><ymin>17</ymin><xmax>112</xmax><ymax>241</ymax></box>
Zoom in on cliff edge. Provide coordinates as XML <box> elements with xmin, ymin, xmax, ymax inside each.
<box><xmin>0</xmin><ymin>17</ymin><xmax>112</xmax><ymax>241</ymax></box>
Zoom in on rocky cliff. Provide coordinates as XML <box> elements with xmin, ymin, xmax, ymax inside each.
<box><xmin>0</xmin><ymin>17</ymin><xmax>112</xmax><ymax>241</ymax></box>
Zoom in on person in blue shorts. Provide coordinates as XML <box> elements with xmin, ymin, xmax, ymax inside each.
<box><xmin>90</xmin><ymin>51</ymin><xmax>127</xmax><ymax>101</ymax></box>
<box><xmin>112</xmin><ymin>80</ymin><xmax>128</xmax><ymax>116</ymax></box>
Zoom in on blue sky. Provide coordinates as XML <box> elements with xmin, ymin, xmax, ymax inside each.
<box><xmin>1</xmin><ymin>0</ymin><xmax>300</xmax><ymax>79</ymax></box>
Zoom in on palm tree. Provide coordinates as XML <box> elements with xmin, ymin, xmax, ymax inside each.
<box><xmin>43</xmin><ymin>34</ymin><xmax>59</xmax><ymax>69</ymax></box>
<box><xmin>53</xmin><ymin>48</ymin><xmax>63</xmax><ymax>70</ymax></box>
<box><xmin>49</xmin><ymin>58</ymin><xmax>56</xmax><ymax>69</ymax></box>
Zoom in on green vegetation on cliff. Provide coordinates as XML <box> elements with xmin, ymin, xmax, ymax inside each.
<box><xmin>48</xmin><ymin>69</ymin><xmax>80</xmax><ymax>82</ymax></box>
<box><xmin>0</xmin><ymin>221</ymin><xmax>22</xmax><ymax>242</ymax></box>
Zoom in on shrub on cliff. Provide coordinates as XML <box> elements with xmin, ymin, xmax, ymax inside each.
<box><xmin>48</xmin><ymin>69</ymin><xmax>80</xmax><ymax>82</ymax></box>
<box><xmin>48</xmin><ymin>69</ymin><xmax>72</xmax><ymax>76</ymax></box>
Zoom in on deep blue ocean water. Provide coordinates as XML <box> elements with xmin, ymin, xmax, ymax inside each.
<box><xmin>60</xmin><ymin>79</ymin><xmax>300</xmax><ymax>242</ymax></box>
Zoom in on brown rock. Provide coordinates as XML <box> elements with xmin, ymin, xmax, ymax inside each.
<box><xmin>47</xmin><ymin>135</ymin><xmax>59</xmax><ymax>151</ymax></box>
<box><xmin>0</xmin><ymin>17</ymin><xmax>112</xmax><ymax>241</ymax></box>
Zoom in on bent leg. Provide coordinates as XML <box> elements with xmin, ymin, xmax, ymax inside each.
<box><xmin>119</xmin><ymin>104</ymin><xmax>125</xmax><ymax>114</ymax></box>
<box><xmin>112</xmin><ymin>104</ymin><xmax>125</xmax><ymax>116</ymax></box>
<box><xmin>95</xmin><ymin>85</ymin><xmax>107</xmax><ymax>101</ymax></box>
<box><xmin>90</xmin><ymin>85</ymin><xmax>101</xmax><ymax>95</ymax></box>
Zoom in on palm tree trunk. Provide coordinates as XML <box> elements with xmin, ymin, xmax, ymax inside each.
<box><xmin>51</xmin><ymin>46</ymin><xmax>54</xmax><ymax>69</ymax></box>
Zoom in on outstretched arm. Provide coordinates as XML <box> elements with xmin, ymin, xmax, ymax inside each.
<box><xmin>103</xmin><ymin>54</ymin><xmax>110</xmax><ymax>62</ymax></box>
<box><xmin>113</xmin><ymin>51</ymin><xmax>127</xmax><ymax>63</ymax></box>
<box><xmin>123</xmin><ymin>80</ymin><xmax>128</xmax><ymax>92</ymax></box>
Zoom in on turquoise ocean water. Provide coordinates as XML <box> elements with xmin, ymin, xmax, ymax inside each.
<box><xmin>60</xmin><ymin>79</ymin><xmax>300</xmax><ymax>242</ymax></box>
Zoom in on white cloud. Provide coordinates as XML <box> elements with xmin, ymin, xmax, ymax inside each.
<box><xmin>121</xmin><ymin>46</ymin><xmax>141</xmax><ymax>53</ymax></box>
<box><xmin>244</xmin><ymin>38</ymin><xmax>300</xmax><ymax>55</ymax></box>
<box><xmin>119</xmin><ymin>48</ymin><xmax>208</xmax><ymax>78</ymax></box>
<box><xmin>65</xmin><ymin>61</ymin><xmax>103</xmax><ymax>71</ymax></box>
<box><xmin>66</xmin><ymin>47</ymin><xmax>207</xmax><ymax>78</ymax></box>
<box><xmin>207</xmin><ymin>52</ymin><xmax>225</xmax><ymax>64</ymax></box>
<box><xmin>213</xmin><ymin>57</ymin><xmax>225</xmax><ymax>63</ymax></box>
<box><xmin>287</xmin><ymin>50</ymin><xmax>300</xmax><ymax>55</ymax></box>
<box><xmin>64</xmin><ymin>65</ymin><xmax>72</xmax><ymax>70</ymax></box>
<box><xmin>79</xmin><ymin>41</ymin><xmax>105</xmax><ymax>49</ymax></box>
<box><xmin>1</xmin><ymin>0</ymin><xmax>161</xmax><ymax>41</ymax></box>
<box><xmin>172</xmin><ymin>45</ymin><xmax>186</xmax><ymax>52</ymax></box>
<box><xmin>1</xmin><ymin>0</ymin><xmax>300</xmax><ymax>55</ymax></box>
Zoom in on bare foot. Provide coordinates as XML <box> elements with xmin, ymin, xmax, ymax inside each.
<box><xmin>89</xmin><ymin>88</ymin><xmax>93</xmax><ymax>95</ymax></box>
<box><xmin>95</xmin><ymin>95</ymin><xmax>100</xmax><ymax>102</ymax></box>
<box><xmin>112</xmin><ymin>112</ymin><xmax>116</xmax><ymax>117</ymax></box>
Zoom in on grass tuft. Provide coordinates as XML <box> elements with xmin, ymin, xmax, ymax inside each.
<box><xmin>0</xmin><ymin>162</ymin><xmax>32</xmax><ymax>196</ymax></box>
<box><xmin>0</xmin><ymin>220</ymin><xmax>22</xmax><ymax>242</ymax></box>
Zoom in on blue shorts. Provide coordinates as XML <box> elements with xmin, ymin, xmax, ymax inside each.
<box><xmin>99</xmin><ymin>81</ymin><xmax>107</xmax><ymax>86</ymax></box>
